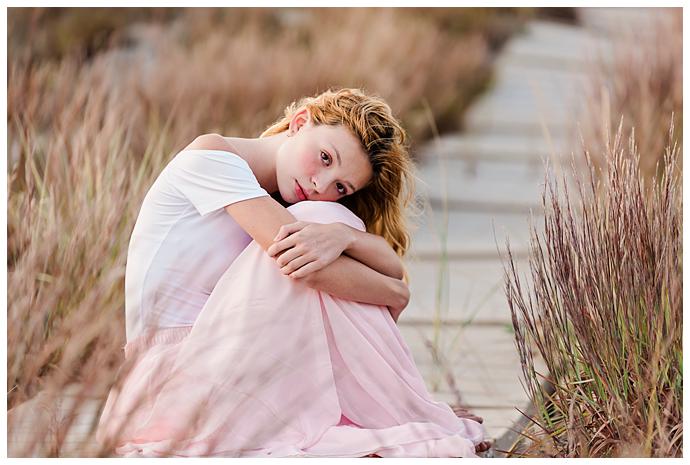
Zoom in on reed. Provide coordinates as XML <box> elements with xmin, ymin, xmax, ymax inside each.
<box><xmin>7</xmin><ymin>7</ymin><xmax>538</xmax><ymax>456</ymax></box>
<box><xmin>580</xmin><ymin>8</ymin><xmax>682</xmax><ymax>185</ymax></box>
<box><xmin>502</xmin><ymin>118</ymin><xmax>682</xmax><ymax>457</ymax></box>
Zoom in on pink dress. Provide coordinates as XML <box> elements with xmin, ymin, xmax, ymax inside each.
<box><xmin>96</xmin><ymin>201</ymin><xmax>486</xmax><ymax>457</ymax></box>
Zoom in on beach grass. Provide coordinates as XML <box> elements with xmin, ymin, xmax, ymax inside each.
<box><xmin>502</xmin><ymin>120</ymin><xmax>682</xmax><ymax>457</ymax></box>
<box><xmin>7</xmin><ymin>7</ymin><xmax>547</xmax><ymax>456</ymax></box>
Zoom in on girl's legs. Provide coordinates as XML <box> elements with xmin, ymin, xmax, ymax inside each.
<box><xmin>98</xmin><ymin>201</ymin><xmax>486</xmax><ymax>457</ymax></box>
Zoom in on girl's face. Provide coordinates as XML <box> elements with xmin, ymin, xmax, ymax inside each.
<box><xmin>275</xmin><ymin>110</ymin><xmax>373</xmax><ymax>204</ymax></box>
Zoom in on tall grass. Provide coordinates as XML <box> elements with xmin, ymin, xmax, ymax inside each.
<box><xmin>8</xmin><ymin>8</ymin><xmax>518</xmax><ymax>151</ymax></box>
<box><xmin>502</xmin><ymin>118</ymin><xmax>682</xmax><ymax>457</ymax></box>
<box><xmin>7</xmin><ymin>8</ymin><xmax>540</xmax><ymax>456</ymax></box>
<box><xmin>580</xmin><ymin>8</ymin><xmax>682</xmax><ymax>185</ymax></box>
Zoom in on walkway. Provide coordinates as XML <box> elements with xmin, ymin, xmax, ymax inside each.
<box><xmin>399</xmin><ymin>8</ymin><xmax>669</xmax><ymax>456</ymax></box>
<box><xmin>8</xmin><ymin>8</ymin><xmax>665</xmax><ymax>457</ymax></box>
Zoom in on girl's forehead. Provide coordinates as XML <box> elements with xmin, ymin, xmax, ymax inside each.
<box><xmin>313</xmin><ymin>124</ymin><xmax>366</xmax><ymax>157</ymax></box>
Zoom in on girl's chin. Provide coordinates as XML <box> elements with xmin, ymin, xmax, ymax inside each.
<box><xmin>270</xmin><ymin>190</ymin><xmax>292</xmax><ymax>207</ymax></box>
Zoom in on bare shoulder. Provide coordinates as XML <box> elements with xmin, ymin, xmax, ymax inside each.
<box><xmin>183</xmin><ymin>133</ymin><xmax>235</xmax><ymax>152</ymax></box>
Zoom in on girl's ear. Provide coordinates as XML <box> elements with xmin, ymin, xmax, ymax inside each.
<box><xmin>288</xmin><ymin>108</ymin><xmax>311</xmax><ymax>135</ymax></box>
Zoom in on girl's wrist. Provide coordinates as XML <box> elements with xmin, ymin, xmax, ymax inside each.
<box><xmin>392</xmin><ymin>276</ymin><xmax>410</xmax><ymax>311</ymax></box>
<box><xmin>338</xmin><ymin>222</ymin><xmax>358</xmax><ymax>252</ymax></box>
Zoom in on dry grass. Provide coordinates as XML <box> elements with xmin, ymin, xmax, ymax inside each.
<box><xmin>499</xmin><ymin>10</ymin><xmax>683</xmax><ymax>457</ymax></box>
<box><xmin>580</xmin><ymin>8</ymin><xmax>682</xmax><ymax>185</ymax></box>
<box><xmin>502</xmin><ymin>119</ymin><xmax>682</xmax><ymax>457</ymax></box>
<box><xmin>8</xmin><ymin>8</ymin><xmax>533</xmax><ymax>151</ymax></box>
<box><xmin>7</xmin><ymin>7</ymin><xmax>543</xmax><ymax>456</ymax></box>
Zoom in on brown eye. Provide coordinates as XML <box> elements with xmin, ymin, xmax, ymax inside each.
<box><xmin>336</xmin><ymin>183</ymin><xmax>346</xmax><ymax>195</ymax></box>
<box><xmin>320</xmin><ymin>151</ymin><xmax>331</xmax><ymax>165</ymax></box>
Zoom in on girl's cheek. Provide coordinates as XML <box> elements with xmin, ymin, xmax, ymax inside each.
<box><xmin>302</xmin><ymin>152</ymin><xmax>319</xmax><ymax>176</ymax></box>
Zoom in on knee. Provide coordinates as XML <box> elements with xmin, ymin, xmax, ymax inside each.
<box><xmin>286</xmin><ymin>201</ymin><xmax>365</xmax><ymax>232</ymax></box>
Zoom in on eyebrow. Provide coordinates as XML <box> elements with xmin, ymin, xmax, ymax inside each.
<box><xmin>330</xmin><ymin>142</ymin><xmax>356</xmax><ymax>192</ymax></box>
<box><xmin>331</xmin><ymin>142</ymin><xmax>342</xmax><ymax>167</ymax></box>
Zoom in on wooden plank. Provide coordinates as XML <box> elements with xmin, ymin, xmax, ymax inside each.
<box><xmin>408</xmin><ymin>208</ymin><xmax>543</xmax><ymax>259</ymax></box>
<box><xmin>417</xmin><ymin>131</ymin><xmax>576</xmax><ymax>164</ymax></box>
<box><xmin>397</xmin><ymin>324</ymin><xmax>547</xmax><ymax>412</ymax></box>
<box><xmin>415</xmin><ymin>155</ymin><xmax>574</xmax><ymax>210</ymax></box>
<box><xmin>402</xmin><ymin>257</ymin><xmax>531</xmax><ymax>325</ymax></box>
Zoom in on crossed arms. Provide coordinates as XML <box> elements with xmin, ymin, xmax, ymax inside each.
<box><xmin>185</xmin><ymin>135</ymin><xmax>410</xmax><ymax>321</ymax></box>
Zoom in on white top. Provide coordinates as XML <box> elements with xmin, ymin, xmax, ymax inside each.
<box><xmin>125</xmin><ymin>149</ymin><xmax>269</xmax><ymax>341</ymax></box>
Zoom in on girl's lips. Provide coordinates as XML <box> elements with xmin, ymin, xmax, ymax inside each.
<box><xmin>295</xmin><ymin>180</ymin><xmax>307</xmax><ymax>201</ymax></box>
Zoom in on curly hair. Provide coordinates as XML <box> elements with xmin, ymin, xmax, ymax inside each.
<box><xmin>261</xmin><ymin>88</ymin><xmax>417</xmax><ymax>261</ymax></box>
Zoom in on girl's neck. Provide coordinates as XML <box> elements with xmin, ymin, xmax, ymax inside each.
<box><xmin>223</xmin><ymin>133</ymin><xmax>287</xmax><ymax>194</ymax></box>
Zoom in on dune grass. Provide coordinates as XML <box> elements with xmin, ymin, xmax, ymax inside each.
<box><xmin>500</xmin><ymin>10</ymin><xmax>682</xmax><ymax>456</ymax></box>
<box><xmin>7</xmin><ymin>7</ymin><xmax>547</xmax><ymax>456</ymax></box>
<box><xmin>580</xmin><ymin>8</ymin><xmax>682</xmax><ymax>185</ymax></box>
<box><xmin>502</xmin><ymin>119</ymin><xmax>682</xmax><ymax>457</ymax></box>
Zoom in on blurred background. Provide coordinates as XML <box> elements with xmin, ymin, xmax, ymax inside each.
<box><xmin>8</xmin><ymin>7</ymin><xmax>577</xmax><ymax>154</ymax></box>
<box><xmin>7</xmin><ymin>7</ymin><xmax>682</xmax><ymax>457</ymax></box>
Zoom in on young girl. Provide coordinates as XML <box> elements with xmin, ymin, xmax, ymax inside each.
<box><xmin>96</xmin><ymin>88</ymin><xmax>489</xmax><ymax>457</ymax></box>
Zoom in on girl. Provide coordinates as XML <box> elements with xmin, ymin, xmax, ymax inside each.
<box><xmin>96</xmin><ymin>88</ymin><xmax>489</xmax><ymax>457</ymax></box>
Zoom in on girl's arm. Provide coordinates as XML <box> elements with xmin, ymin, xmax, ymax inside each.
<box><xmin>336</xmin><ymin>223</ymin><xmax>405</xmax><ymax>280</ymax></box>
<box><xmin>304</xmin><ymin>255</ymin><xmax>410</xmax><ymax>318</ymax></box>
<box><xmin>224</xmin><ymin>195</ymin><xmax>409</xmax><ymax>310</ymax></box>
<box><xmin>271</xmin><ymin>221</ymin><xmax>405</xmax><ymax>280</ymax></box>
<box><xmin>185</xmin><ymin>133</ymin><xmax>409</xmax><ymax>311</ymax></box>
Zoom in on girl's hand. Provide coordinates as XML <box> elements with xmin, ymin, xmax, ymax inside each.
<box><xmin>387</xmin><ymin>280</ymin><xmax>410</xmax><ymax>324</ymax></box>
<box><xmin>388</xmin><ymin>306</ymin><xmax>405</xmax><ymax>324</ymax></box>
<box><xmin>267</xmin><ymin>221</ymin><xmax>354</xmax><ymax>279</ymax></box>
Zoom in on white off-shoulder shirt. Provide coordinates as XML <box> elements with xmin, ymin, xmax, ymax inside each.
<box><xmin>125</xmin><ymin>149</ymin><xmax>269</xmax><ymax>342</ymax></box>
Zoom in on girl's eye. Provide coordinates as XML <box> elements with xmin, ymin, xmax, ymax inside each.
<box><xmin>320</xmin><ymin>151</ymin><xmax>331</xmax><ymax>165</ymax></box>
<box><xmin>336</xmin><ymin>183</ymin><xmax>346</xmax><ymax>195</ymax></box>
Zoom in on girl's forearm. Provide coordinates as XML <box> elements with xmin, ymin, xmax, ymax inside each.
<box><xmin>300</xmin><ymin>253</ymin><xmax>409</xmax><ymax>310</ymax></box>
<box><xmin>338</xmin><ymin>224</ymin><xmax>405</xmax><ymax>280</ymax></box>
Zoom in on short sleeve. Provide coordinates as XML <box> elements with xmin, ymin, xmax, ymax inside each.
<box><xmin>167</xmin><ymin>150</ymin><xmax>269</xmax><ymax>216</ymax></box>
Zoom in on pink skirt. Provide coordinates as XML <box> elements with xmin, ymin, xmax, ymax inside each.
<box><xmin>96</xmin><ymin>201</ymin><xmax>486</xmax><ymax>457</ymax></box>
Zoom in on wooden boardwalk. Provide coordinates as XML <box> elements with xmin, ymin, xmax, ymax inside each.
<box><xmin>8</xmin><ymin>8</ymin><xmax>661</xmax><ymax>457</ymax></box>
<box><xmin>396</xmin><ymin>14</ymin><xmax>626</xmax><ymax>456</ymax></box>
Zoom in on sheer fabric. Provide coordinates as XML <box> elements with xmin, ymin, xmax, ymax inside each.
<box><xmin>98</xmin><ymin>201</ymin><xmax>486</xmax><ymax>457</ymax></box>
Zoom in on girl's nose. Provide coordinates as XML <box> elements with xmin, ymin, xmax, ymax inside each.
<box><xmin>311</xmin><ymin>172</ymin><xmax>336</xmax><ymax>196</ymax></box>
<box><xmin>311</xmin><ymin>175</ymin><xmax>329</xmax><ymax>193</ymax></box>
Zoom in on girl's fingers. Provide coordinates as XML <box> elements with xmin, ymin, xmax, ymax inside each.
<box><xmin>289</xmin><ymin>260</ymin><xmax>322</xmax><ymax>279</ymax></box>
<box><xmin>273</xmin><ymin>221</ymin><xmax>307</xmax><ymax>242</ymax></box>
<box><xmin>281</xmin><ymin>254</ymin><xmax>313</xmax><ymax>275</ymax></box>
<box><xmin>476</xmin><ymin>441</ymin><xmax>492</xmax><ymax>453</ymax></box>
<box><xmin>267</xmin><ymin>234</ymin><xmax>298</xmax><ymax>257</ymax></box>
<box><xmin>275</xmin><ymin>246</ymin><xmax>303</xmax><ymax>267</ymax></box>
